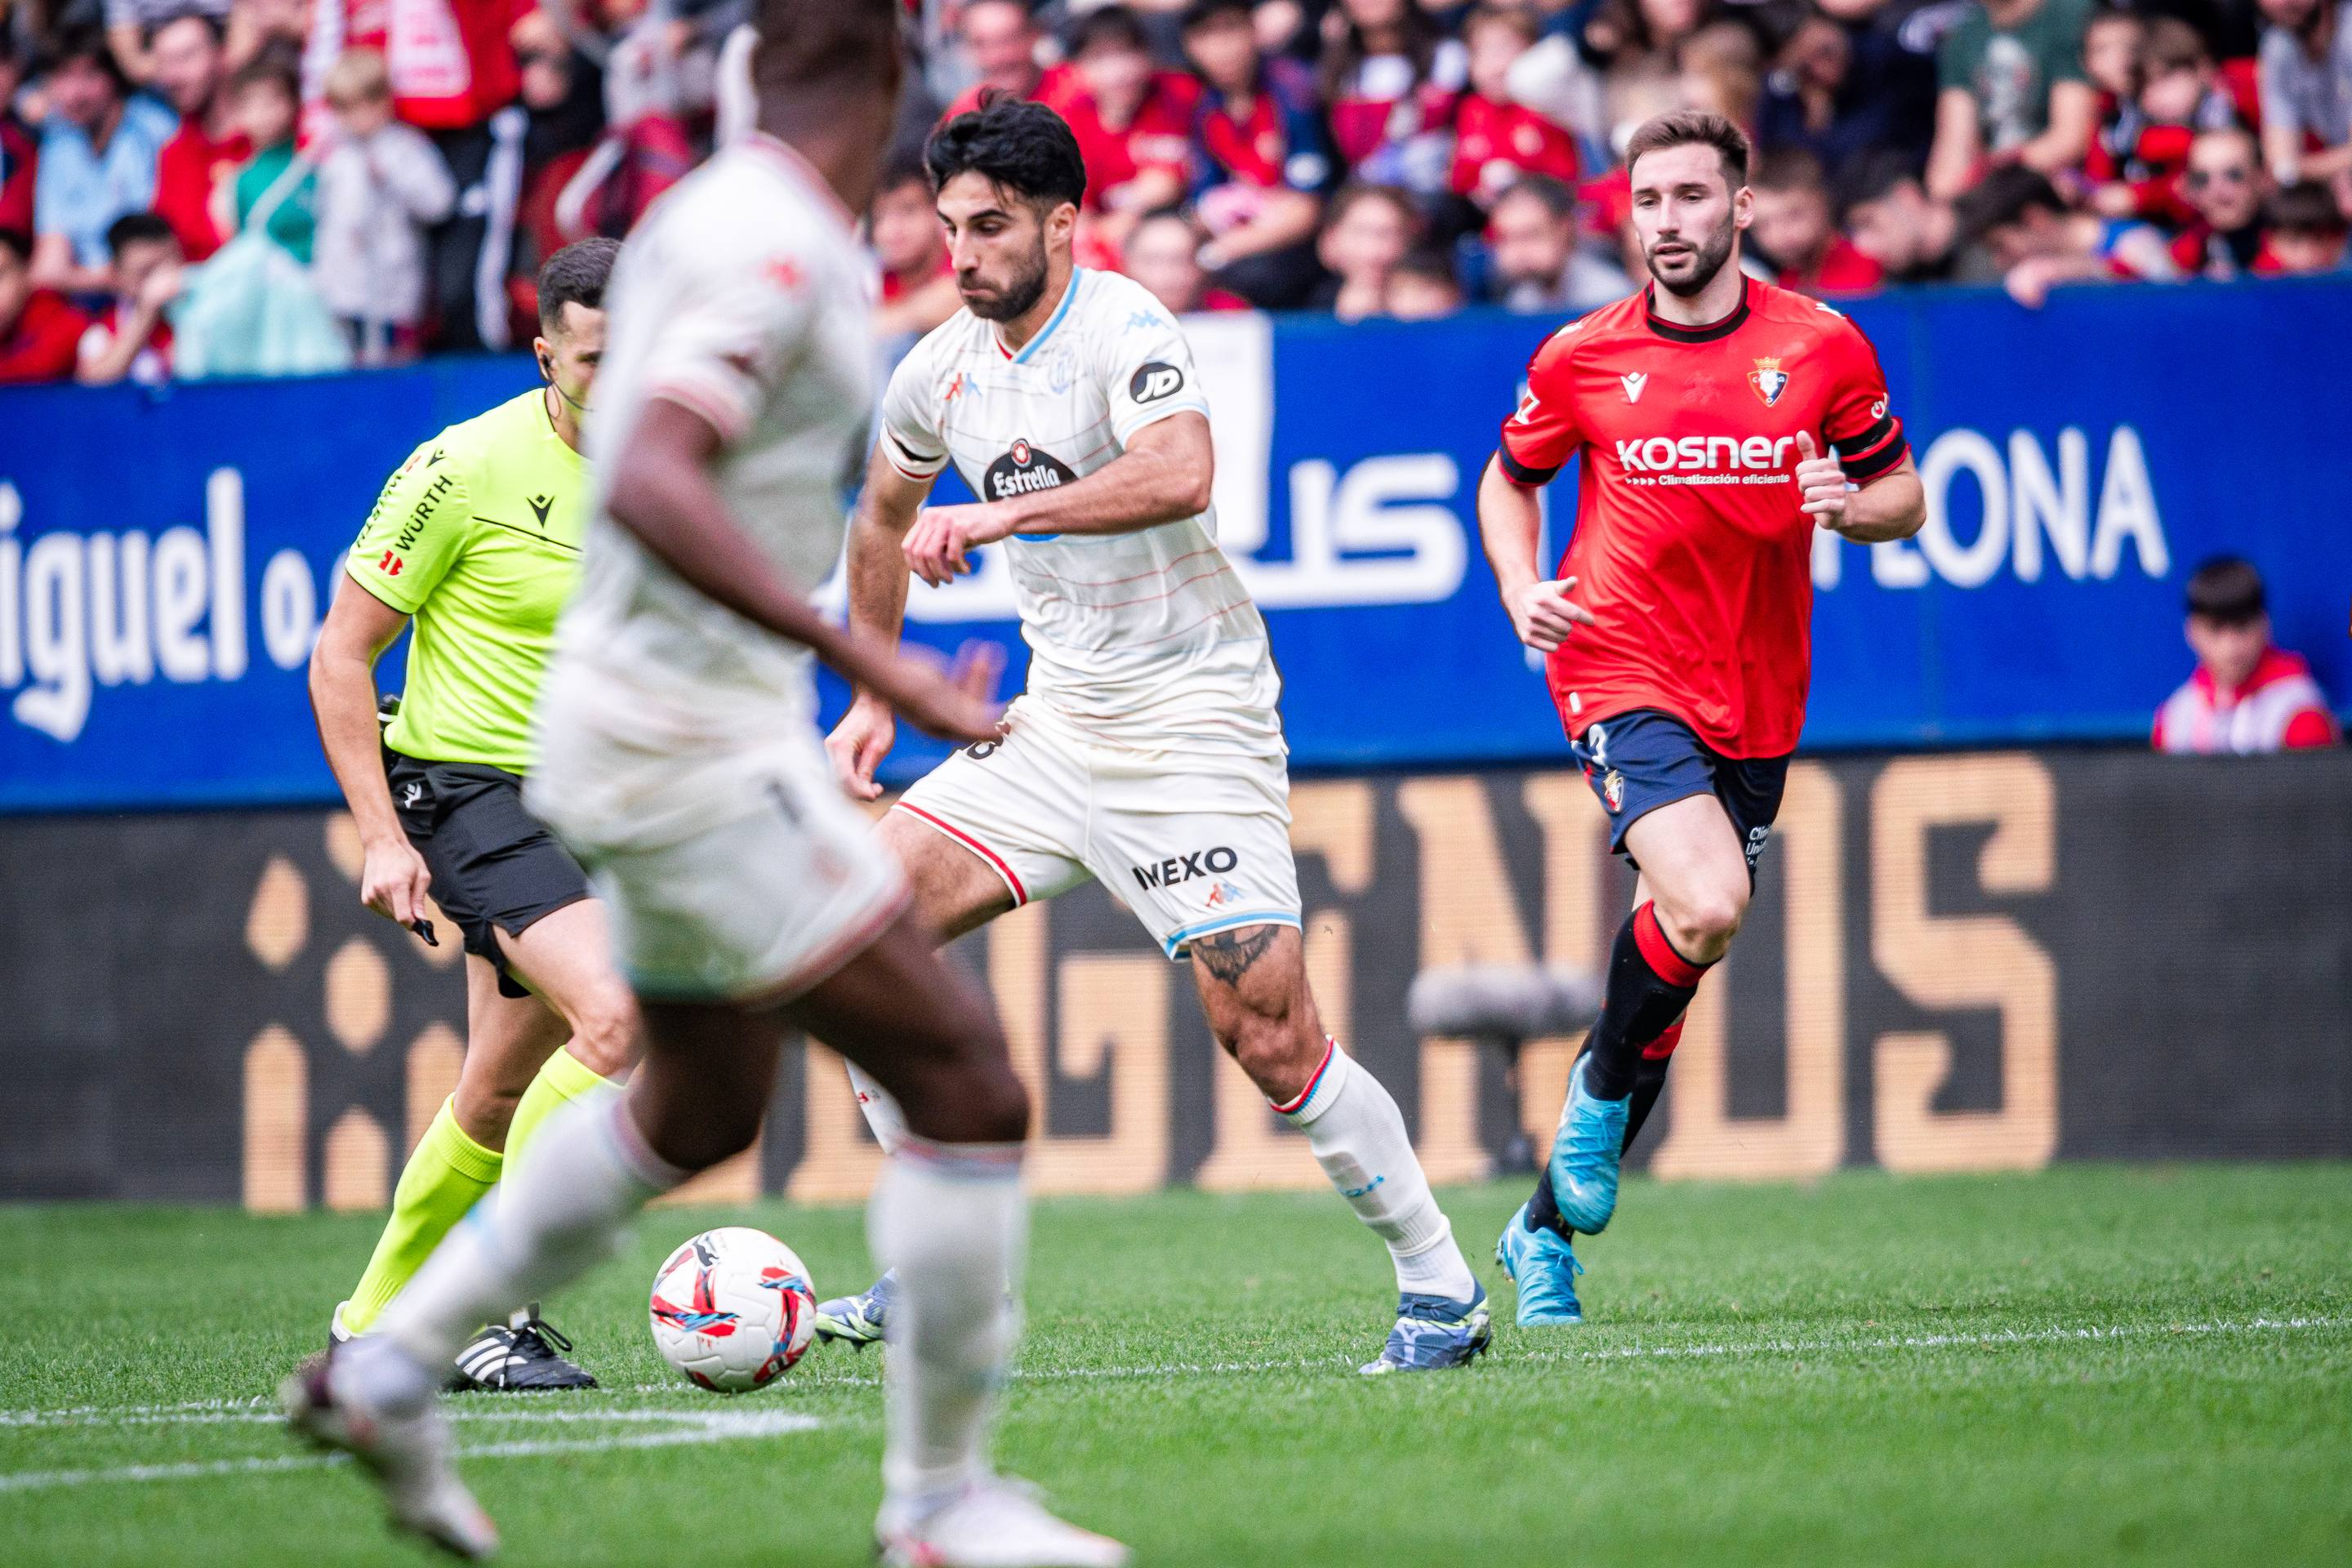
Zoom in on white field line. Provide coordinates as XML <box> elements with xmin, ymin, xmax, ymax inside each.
<box><xmin>3</xmin><ymin>1312</ymin><xmax>2341</xmax><ymax>1456</ymax></box>
<box><xmin>0</xmin><ymin>1407</ymin><xmax>821</xmax><ymax>1493</ymax></box>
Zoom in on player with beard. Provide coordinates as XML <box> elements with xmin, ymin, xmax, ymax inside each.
<box><xmin>813</xmin><ymin>96</ymin><xmax>1491</xmax><ymax>1376</ymax></box>
<box><xmin>1475</xmin><ymin>111</ymin><xmax>1926</xmax><ymax>1326</ymax></box>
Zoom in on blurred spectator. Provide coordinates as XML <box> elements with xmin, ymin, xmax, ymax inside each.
<box><xmin>1311</xmin><ymin>179</ymin><xmax>1419</xmax><ymax>318</ymax></box>
<box><xmin>1927</xmin><ymin>0</ymin><xmax>2100</xmax><ymax>199</ymax></box>
<box><xmin>510</xmin><ymin>10</ymin><xmax>606</xmax><ymax>315</ymax></box>
<box><xmin>1450</xmin><ymin>5</ymin><xmax>1579</xmax><ymax>210</ymax></box>
<box><xmin>1</xmin><ymin>33</ymin><xmax>36</xmax><ymax>236</ymax></box>
<box><xmin>74</xmin><ymin>208</ymin><xmax>179</xmax><ymax>383</ymax></box>
<box><xmin>2088</xmin><ymin>17</ymin><xmax>2250</xmax><ymax>225</ymax></box>
<box><xmin>2256</xmin><ymin>0</ymin><xmax>2352</xmax><ymax>189</ymax></box>
<box><xmin>1385</xmin><ymin>243</ymin><xmax>1461</xmax><ymax>315</ymax></box>
<box><xmin>942</xmin><ymin>0</ymin><xmax>1067</xmax><ymax>117</ymax></box>
<box><xmin>2154</xmin><ymin>556</ymin><xmax>2341</xmax><ymax>752</ymax></box>
<box><xmin>2170</xmin><ymin>123</ymin><xmax>2278</xmax><ymax>274</ymax></box>
<box><xmin>1185</xmin><ymin>0</ymin><xmax>1335</xmax><ymax>308</ymax></box>
<box><xmin>1840</xmin><ymin>149</ymin><xmax>1991</xmax><ymax>283</ymax></box>
<box><xmin>305</xmin><ymin>0</ymin><xmax>530</xmax><ymax>350</ymax></box>
<box><xmin>31</xmin><ymin>29</ymin><xmax>177</xmax><ymax>296</ymax></box>
<box><xmin>2263</xmin><ymin>176</ymin><xmax>2350</xmax><ymax>266</ymax></box>
<box><xmin>1959</xmin><ymin>160</ymin><xmax>2177</xmax><ymax>303</ymax></box>
<box><xmin>1058</xmin><ymin>5</ymin><xmax>1200</xmax><ymax>250</ymax></box>
<box><xmin>226</xmin><ymin>0</ymin><xmax>312</xmax><ymax>75</ymax></box>
<box><xmin>212</xmin><ymin>47</ymin><xmax>314</xmax><ymax>263</ymax></box>
<box><xmin>149</xmin><ymin>14</ymin><xmax>246</xmax><ymax>261</ymax></box>
<box><xmin>1750</xmin><ymin>147</ymin><xmax>1886</xmax><ymax>293</ymax></box>
<box><xmin>1482</xmin><ymin>172</ymin><xmax>1633</xmax><ymax>310</ymax></box>
<box><xmin>1320</xmin><ymin>0</ymin><xmax>1467</xmax><ymax>198</ymax></box>
<box><xmin>1757</xmin><ymin>2</ymin><xmax>1940</xmax><ymax>184</ymax></box>
<box><xmin>1677</xmin><ymin>20</ymin><xmax>1764</xmax><ymax>131</ymax></box>
<box><xmin>0</xmin><ymin>225</ymin><xmax>91</xmax><ymax>381</ymax></box>
<box><xmin>314</xmin><ymin>47</ymin><xmax>457</xmax><ymax>364</ymax></box>
<box><xmin>872</xmin><ymin>150</ymin><xmax>960</xmax><ymax>340</ymax></box>
<box><xmin>1123</xmin><ymin>206</ymin><xmax>1252</xmax><ymax>314</ymax></box>
<box><xmin>105</xmin><ymin>0</ymin><xmax>234</xmax><ymax>86</ymax></box>
<box><xmin>1578</xmin><ymin>0</ymin><xmax>1715</xmax><ymax>154</ymax></box>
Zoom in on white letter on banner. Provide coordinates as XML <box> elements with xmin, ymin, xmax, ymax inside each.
<box><xmin>1184</xmin><ymin>312</ymin><xmax>1272</xmax><ymax>557</ymax></box>
<box><xmin>153</xmin><ymin>527</ymin><xmax>212</xmax><ymax>683</ymax></box>
<box><xmin>2090</xmin><ymin>425</ymin><xmax>2168</xmax><ymax>580</ymax></box>
<box><xmin>16</xmin><ymin>532</ymin><xmax>90</xmax><ymax>741</ymax></box>
<box><xmin>0</xmin><ymin>483</ymin><xmax>21</xmax><ymax>687</ymax></box>
<box><xmin>1811</xmin><ymin>524</ymin><xmax>1842</xmax><ymax>590</ymax></box>
<box><xmin>261</xmin><ymin>549</ymin><xmax>319</xmax><ymax>670</ymax></box>
<box><xmin>1918</xmin><ymin>428</ymin><xmax>2008</xmax><ymax>588</ymax></box>
<box><xmin>209</xmin><ymin>467</ymin><xmax>247</xmax><ymax>679</ymax></box>
<box><xmin>2009</xmin><ymin>428</ymin><xmax>2088</xmax><ymax>582</ymax></box>
<box><xmin>88</xmin><ymin>532</ymin><xmax>154</xmax><ymax>685</ymax></box>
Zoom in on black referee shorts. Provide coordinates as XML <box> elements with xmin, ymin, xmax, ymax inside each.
<box><xmin>385</xmin><ymin>752</ymin><xmax>592</xmax><ymax>998</ymax></box>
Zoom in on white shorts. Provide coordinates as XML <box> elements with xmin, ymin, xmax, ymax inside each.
<box><xmin>534</xmin><ymin>731</ymin><xmax>906</xmax><ymax>1004</ymax></box>
<box><xmin>893</xmin><ymin>698</ymin><xmax>1300</xmax><ymax>959</ymax></box>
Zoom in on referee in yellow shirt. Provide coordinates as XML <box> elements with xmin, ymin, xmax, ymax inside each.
<box><xmin>308</xmin><ymin>240</ymin><xmax>632</xmax><ymax>1390</ymax></box>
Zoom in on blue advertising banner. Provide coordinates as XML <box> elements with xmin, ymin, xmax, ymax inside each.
<box><xmin>3</xmin><ymin>278</ymin><xmax>2348</xmax><ymax>812</ymax></box>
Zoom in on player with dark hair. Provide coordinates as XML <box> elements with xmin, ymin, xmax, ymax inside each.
<box><xmin>285</xmin><ymin>8</ymin><xmax>1129</xmax><ymax>1564</ymax></box>
<box><xmin>305</xmin><ymin>237</ymin><xmax>632</xmax><ymax>1395</ymax></box>
<box><xmin>815</xmin><ymin>95</ymin><xmax>1491</xmax><ymax>1378</ymax></box>
<box><xmin>1477</xmin><ymin>109</ymin><xmax>1927</xmax><ymax>1326</ymax></box>
<box><xmin>2154</xmin><ymin>557</ymin><xmax>2341</xmax><ymax>753</ymax></box>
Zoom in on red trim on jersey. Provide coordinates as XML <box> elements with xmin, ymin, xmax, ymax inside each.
<box><xmin>1633</xmin><ymin>902</ymin><xmax>1709</xmax><ymax>988</ymax></box>
<box><xmin>893</xmin><ymin>803</ymin><xmax>1028</xmax><ymax>905</ymax></box>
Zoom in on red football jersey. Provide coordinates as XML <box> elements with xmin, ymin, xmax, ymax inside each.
<box><xmin>1496</xmin><ymin>278</ymin><xmax>1908</xmax><ymax>758</ymax></box>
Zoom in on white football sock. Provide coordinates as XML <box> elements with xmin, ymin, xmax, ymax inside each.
<box><xmin>1275</xmin><ymin>1041</ymin><xmax>1480</xmax><ymax>1304</ymax></box>
<box><xmin>870</xmin><ymin>1136</ymin><xmax>1027</xmax><ymax>1505</ymax></box>
<box><xmin>845</xmin><ymin>1061</ymin><xmax>910</xmax><ymax>1155</ymax></box>
<box><xmin>359</xmin><ymin>1096</ymin><xmax>688</xmax><ymax>1405</ymax></box>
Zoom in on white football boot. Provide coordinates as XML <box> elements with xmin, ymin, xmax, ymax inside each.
<box><xmin>280</xmin><ymin>1343</ymin><xmax>499</xmax><ymax>1560</ymax></box>
<box><xmin>877</xmin><ymin>1476</ymin><xmax>1130</xmax><ymax>1568</ymax></box>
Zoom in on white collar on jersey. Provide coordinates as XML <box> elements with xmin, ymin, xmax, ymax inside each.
<box><xmin>991</xmin><ymin>268</ymin><xmax>1085</xmax><ymax>363</ymax></box>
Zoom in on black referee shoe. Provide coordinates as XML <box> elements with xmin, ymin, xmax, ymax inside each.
<box><xmin>447</xmin><ymin>1310</ymin><xmax>597</xmax><ymax>1392</ymax></box>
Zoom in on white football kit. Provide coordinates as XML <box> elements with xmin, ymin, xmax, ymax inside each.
<box><xmin>527</xmin><ymin>135</ymin><xmax>903</xmax><ymax>1001</ymax></box>
<box><xmin>879</xmin><ymin>266</ymin><xmax>1301</xmax><ymax>957</ymax></box>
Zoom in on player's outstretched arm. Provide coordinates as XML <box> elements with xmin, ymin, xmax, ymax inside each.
<box><xmin>1793</xmin><ymin>434</ymin><xmax>1924</xmax><ymax>544</ymax></box>
<box><xmin>608</xmin><ymin>399</ymin><xmax>1001</xmax><ymax>746</ymax></box>
<box><xmin>902</xmin><ymin>412</ymin><xmax>1215</xmax><ymax>586</ymax></box>
<box><xmin>1477</xmin><ymin>453</ymin><xmax>1596</xmax><ymax>652</ymax></box>
<box><xmin>308</xmin><ymin>574</ymin><xmax>433</xmax><ymax>928</ymax></box>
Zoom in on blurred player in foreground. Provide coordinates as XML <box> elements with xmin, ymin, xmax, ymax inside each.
<box><xmin>284</xmin><ymin>7</ymin><xmax>1129</xmax><ymax>1564</ymax></box>
<box><xmin>308</xmin><ymin>238</ymin><xmax>632</xmax><ymax>1390</ymax></box>
<box><xmin>814</xmin><ymin>97</ymin><xmax>1490</xmax><ymax>1376</ymax></box>
<box><xmin>1477</xmin><ymin>111</ymin><xmax>1925</xmax><ymax>1325</ymax></box>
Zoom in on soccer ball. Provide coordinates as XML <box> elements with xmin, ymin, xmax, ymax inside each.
<box><xmin>648</xmin><ymin>1226</ymin><xmax>818</xmax><ymax>1392</ymax></box>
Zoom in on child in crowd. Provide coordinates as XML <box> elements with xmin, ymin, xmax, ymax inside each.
<box><xmin>1450</xmin><ymin>5</ymin><xmax>1579</xmax><ymax>209</ymax></box>
<box><xmin>1384</xmin><ymin>247</ymin><xmax>1463</xmax><ymax>318</ymax></box>
<box><xmin>2263</xmin><ymin>180</ymin><xmax>2350</xmax><ymax>273</ymax></box>
<box><xmin>311</xmin><ymin>47</ymin><xmax>456</xmax><ymax>363</ymax></box>
<box><xmin>2088</xmin><ymin>19</ymin><xmax>2248</xmax><ymax>227</ymax></box>
<box><xmin>1311</xmin><ymin>181</ymin><xmax>1420</xmax><ymax>320</ymax></box>
<box><xmin>76</xmin><ymin>212</ymin><xmax>180</xmax><ymax>384</ymax></box>
<box><xmin>212</xmin><ymin>48</ymin><xmax>315</xmax><ymax>263</ymax></box>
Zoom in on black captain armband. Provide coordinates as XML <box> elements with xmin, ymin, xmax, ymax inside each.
<box><xmin>1496</xmin><ymin>447</ymin><xmax>1559</xmax><ymax>487</ymax></box>
<box><xmin>1832</xmin><ymin>415</ymin><xmax>1909</xmax><ymax>482</ymax></box>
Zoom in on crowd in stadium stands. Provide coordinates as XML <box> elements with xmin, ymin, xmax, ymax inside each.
<box><xmin>2</xmin><ymin>0</ymin><xmax>2349</xmax><ymax>385</ymax></box>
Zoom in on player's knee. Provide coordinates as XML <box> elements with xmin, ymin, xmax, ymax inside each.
<box><xmin>568</xmin><ymin>988</ymin><xmax>640</xmax><ymax>1078</ymax></box>
<box><xmin>1218</xmin><ymin>1007</ymin><xmax>1315</xmax><ymax>1095</ymax></box>
<box><xmin>1664</xmin><ymin>883</ymin><xmax>1748</xmax><ymax>960</ymax></box>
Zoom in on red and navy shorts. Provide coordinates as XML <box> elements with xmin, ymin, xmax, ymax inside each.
<box><xmin>1569</xmin><ymin>709</ymin><xmax>1790</xmax><ymax>881</ymax></box>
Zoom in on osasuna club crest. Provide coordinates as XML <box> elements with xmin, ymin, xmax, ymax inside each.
<box><xmin>1748</xmin><ymin>357</ymin><xmax>1789</xmax><ymax>408</ymax></box>
<box><xmin>1602</xmin><ymin>768</ymin><xmax>1627</xmax><ymax>812</ymax></box>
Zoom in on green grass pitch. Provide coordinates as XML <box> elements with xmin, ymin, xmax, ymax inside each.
<box><xmin>3</xmin><ymin>1165</ymin><xmax>2348</xmax><ymax>1566</ymax></box>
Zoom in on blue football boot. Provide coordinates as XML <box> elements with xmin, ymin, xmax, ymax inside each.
<box><xmin>1494</xmin><ymin>1203</ymin><xmax>1585</xmax><ymax>1327</ymax></box>
<box><xmin>814</xmin><ymin>1268</ymin><xmax>897</xmax><ymax>1350</ymax></box>
<box><xmin>1358</xmin><ymin>1282</ymin><xmax>1494</xmax><ymax>1374</ymax></box>
<box><xmin>1547</xmin><ymin>1057</ymin><xmax>1630</xmax><ymax>1234</ymax></box>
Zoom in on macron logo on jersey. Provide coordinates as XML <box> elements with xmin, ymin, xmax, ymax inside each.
<box><xmin>1621</xmin><ymin>372</ymin><xmax>1648</xmax><ymax>404</ymax></box>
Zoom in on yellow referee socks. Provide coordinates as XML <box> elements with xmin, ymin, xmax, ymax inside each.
<box><xmin>505</xmin><ymin>1046</ymin><xmax>624</xmax><ymax>1173</ymax></box>
<box><xmin>339</xmin><ymin>1096</ymin><xmax>503</xmax><ymax>1336</ymax></box>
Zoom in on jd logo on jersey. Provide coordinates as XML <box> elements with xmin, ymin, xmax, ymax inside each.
<box><xmin>986</xmin><ymin>439</ymin><xmax>1078</xmax><ymax>501</ymax></box>
<box><xmin>1748</xmin><ymin>357</ymin><xmax>1789</xmax><ymax>408</ymax></box>
<box><xmin>1129</xmin><ymin>362</ymin><xmax>1184</xmax><ymax>403</ymax></box>
<box><xmin>1132</xmin><ymin>845</ymin><xmax>1240</xmax><ymax>892</ymax></box>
